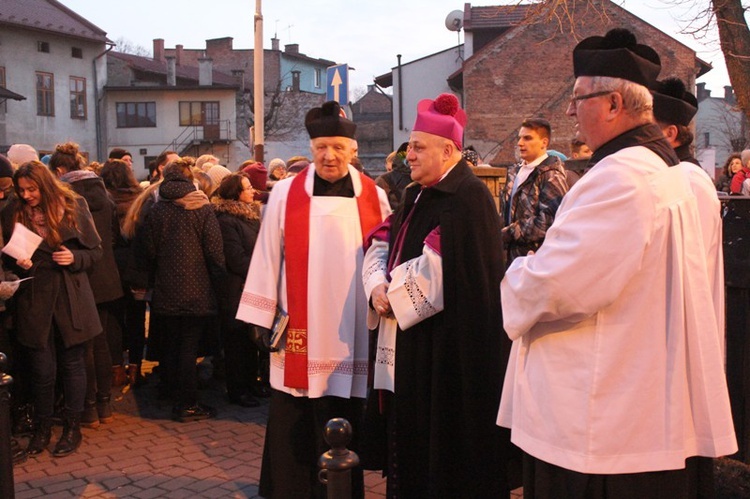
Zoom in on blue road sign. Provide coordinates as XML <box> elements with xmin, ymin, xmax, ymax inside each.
<box><xmin>326</xmin><ymin>64</ymin><xmax>348</xmax><ymax>105</ymax></box>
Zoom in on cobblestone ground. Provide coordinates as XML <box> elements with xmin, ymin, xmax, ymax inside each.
<box><xmin>11</xmin><ymin>362</ymin><xmax>522</xmax><ymax>498</ymax></box>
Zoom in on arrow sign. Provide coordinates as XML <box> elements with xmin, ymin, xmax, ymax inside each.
<box><xmin>326</xmin><ymin>64</ymin><xmax>348</xmax><ymax>105</ymax></box>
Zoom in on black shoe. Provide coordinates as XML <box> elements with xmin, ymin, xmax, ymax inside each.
<box><xmin>171</xmin><ymin>403</ymin><xmax>216</xmax><ymax>422</ymax></box>
<box><xmin>52</xmin><ymin>413</ymin><xmax>82</xmax><ymax>458</ymax></box>
<box><xmin>11</xmin><ymin>438</ymin><xmax>27</xmax><ymax>465</ymax></box>
<box><xmin>228</xmin><ymin>393</ymin><xmax>260</xmax><ymax>408</ymax></box>
<box><xmin>26</xmin><ymin>418</ymin><xmax>52</xmax><ymax>455</ymax></box>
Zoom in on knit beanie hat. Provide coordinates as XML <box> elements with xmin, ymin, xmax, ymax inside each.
<box><xmin>206</xmin><ymin>164</ymin><xmax>232</xmax><ymax>187</ymax></box>
<box><xmin>7</xmin><ymin>144</ymin><xmax>38</xmax><ymax>166</ymax></box>
<box><xmin>241</xmin><ymin>162</ymin><xmax>268</xmax><ymax>191</ymax></box>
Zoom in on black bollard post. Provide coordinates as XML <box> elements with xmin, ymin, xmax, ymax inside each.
<box><xmin>318</xmin><ymin>418</ymin><xmax>360</xmax><ymax>499</ymax></box>
<box><xmin>0</xmin><ymin>352</ymin><xmax>15</xmax><ymax>499</ymax></box>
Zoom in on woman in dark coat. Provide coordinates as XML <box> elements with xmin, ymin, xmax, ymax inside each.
<box><xmin>135</xmin><ymin>162</ymin><xmax>225</xmax><ymax>421</ymax></box>
<box><xmin>212</xmin><ymin>173</ymin><xmax>263</xmax><ymax>407</ymax></box>
<box><xmin>49</xmin><ymin>142</ymin><xmax>123</xmax><ymax>428</ymax></box>
<box><xmin>101</xmin><ymin>159</ymin><xmax>147</xmax><ymax>385</ymax></box>
<box><xmin>2</xmin><ymin>161</ymin><xmax>102</xmax><ymax>457</ymax></box>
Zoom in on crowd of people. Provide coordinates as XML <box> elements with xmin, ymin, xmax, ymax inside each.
<box><xmin>0</xmin><ymin>141</ymin><xmax>303</xmax><ymax>462</ymax></box>
<box><xmin>0</xmin><ymin>26</ymin><xmax>740</xmax><ymax>499</ymax></box>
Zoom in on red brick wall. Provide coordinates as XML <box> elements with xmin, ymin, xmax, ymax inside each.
<box><xmin>464</xmin><ymin>1</ymin><xmax>700</xmax><ymax>165</ymax></box>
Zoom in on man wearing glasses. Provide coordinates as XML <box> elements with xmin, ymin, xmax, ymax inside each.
<box><xmin>497</xmin><ymin>28</ymin><xmax>736</xmax><ymax>497</ymax></box>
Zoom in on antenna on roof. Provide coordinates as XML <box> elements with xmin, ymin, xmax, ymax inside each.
<box><xmin>274</xmin><ymin>19</ymin><xmax>279</xmax><ymax>39</ymax></box>
<box><xmin>445</xmin><ymin>10</ymin><xmax>464</xmax><ymax>62</ymax></box>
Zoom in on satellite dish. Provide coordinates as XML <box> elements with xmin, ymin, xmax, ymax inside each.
<box><xmin>445</xmin><ymin>10</ymin><xmax>463</xmax><ymax>32</ymax></box>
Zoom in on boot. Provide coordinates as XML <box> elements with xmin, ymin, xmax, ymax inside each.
<box><xmin>96</xmin><ymin>394</ymin><xmax>113</xmax><ymax>424</ymax></box>
<box><xmin>81</xmin><ymin>399</ymin><xmax>100</xmax><ymax>429</ymax></box>
<box><xmin>52</xmin><ymin>412</ymin><xmax>82</xmax><ymax>457</ymax></box>
<box><xmin>12</xmin><ymin>402</ymin><xmax>34</xmax><ymax>436</ymax></box>
<box><xmin>26</xmin><ymin>417</ymin><xmax>52</xmax><ymax>455</ymax></box>
<box><xmin>11</xmin><ymin>437</ymin><xmax>28</xmax><ymax>465</ymax></box>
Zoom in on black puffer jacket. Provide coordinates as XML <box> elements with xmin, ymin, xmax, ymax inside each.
<box><xmin>61</xmin><ymin>170</ymin><xmax>123</xmax><ymax>303</ymax></box>
<box><xmin>212</xmin><ymin>198</ymin><xmax>261</xmax><ymax>316</ymax></box>
<box><xmin>136</xmin><ymin>173</ymin><xmax>225</xmax><ymax>316</ymax></box>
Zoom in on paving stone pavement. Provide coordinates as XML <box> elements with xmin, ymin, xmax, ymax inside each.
<box><xmin>10</xmin><ymin>363</ymin><xmax>521</xmax><ymax>498</ymax></box>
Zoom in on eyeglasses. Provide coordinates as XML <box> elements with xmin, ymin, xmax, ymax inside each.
<box><xmin>569</xmin><ymin>90</ymin><xmax>614</xmax><ymax>107</ymax></box>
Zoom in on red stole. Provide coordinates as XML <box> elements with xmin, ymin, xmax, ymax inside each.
<box><xmin>284</xmin><ymin>167</ymin><xmax>382</xmax><ymax>389</ymax></box>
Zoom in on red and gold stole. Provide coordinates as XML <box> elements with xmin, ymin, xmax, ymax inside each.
<box><xmin>283</xmin><ymin>168</ymin><xmax>382</xmax><ymax>389</ymax></box>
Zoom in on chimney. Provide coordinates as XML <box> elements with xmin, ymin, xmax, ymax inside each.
<box><xmin>284</xmin><ymin>43</ymin><xmax>299</xmax><ymax>55</ymax></box>
<box><xmin>696</xmin><ymin>82</ymin><xmax>711</xmax><ymax>102</ymax></box>
<box><xmin>166</xmin><ymin>55</ymin><xmax>176</xmax><ymax>86</ymax></box>
<box><xmin>292</xmin><ymin>70</ymin><xmax>301</xmax><ymax>92</ymax></box>
<box><xmin>272</xmin><ymin>37</ymin><xmax>280</xmax><ymax>51</ymax></box>
<box><xmin>199</xmin><ymin>56</ymin><xmax>213</xmax><ymax>86</ymax></box>
<box><xmin>724</xmin><ymin>85</ymin><xmax>736</xmax><ymax>104</ymax></box>
<box><xmin>153</xmin><ymin>38</ymin><xmax>165</xmax><ymax>63</ymax></box>
<box><xmin>175</xmin><ymin>44</ymin><xmax>183</xmax><ymax>66</ymax></box>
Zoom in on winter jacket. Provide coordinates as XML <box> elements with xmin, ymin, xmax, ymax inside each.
<box><xmin>61</xmin><ymin>170</ymin><xmax>123</xmax><ymax>303</ymax></box>
<box><xmin>136</xmin><ymin>172</ymin><xmax>225</xmax><ymax>316</ymax></box>
<box><xmin>2</xmin><ymin>196</ymin><xmax>103</xmax><ymax>348</ymax></box>
<box><xmin>730</xmin><ymin>166</ymin><xmax>750</xmax><ymax>194</ymax></box>
<box><xmin>212</xmin><ymin>198</ymin><xmax>261</xmax><ymax>316</ymax></box>
<box><xmin>500</xmin><ymin>155</ymin><xmax>568</xmax><ymax>263</ymax></box>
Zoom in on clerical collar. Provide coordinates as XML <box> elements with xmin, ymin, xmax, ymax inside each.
<box><xmin>589</xmin><ymin>123</ymin><xmax>679</xmax><ymax>168</ymax></box>
<box><xmin>313</xmin><ymin>171</ymin><xmax>355</xmax><ymax>197</ymax></box>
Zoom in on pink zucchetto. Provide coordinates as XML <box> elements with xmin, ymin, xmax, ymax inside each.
<box><xmin>412</xmin><ymin>93</ymin><xmax>467</xmax><ymax>150</ymax></box>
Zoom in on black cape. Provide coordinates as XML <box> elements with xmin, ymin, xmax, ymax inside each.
<box><xmin>364</xmin><ymin>160</ymin><xmax>514</xmax><ymax>497</ymax></box>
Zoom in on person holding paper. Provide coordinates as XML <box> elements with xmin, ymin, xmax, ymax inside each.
<box><xmin>1</xmin><ymin>161</ymin><xmax>102</xmax><ymax>458</ymax></box>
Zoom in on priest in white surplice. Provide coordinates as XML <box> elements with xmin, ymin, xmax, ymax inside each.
<box><xmin>236</xmin><ymin>101</ymin><xmax>390</xmax><ymax>499</ymax></box>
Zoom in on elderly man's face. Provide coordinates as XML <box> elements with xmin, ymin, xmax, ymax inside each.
<box><xmin>566</xmin><ymin>77</ymin><xmax>613</xmax><ymax>152</ymax></box>
<box><xmin>407</xmin><ymin>131</ymin><xmax>450</xmax><ymax>186</ymax></box>
<box><xmin>311</xmin><ymin>136</ymin><xmax>355</xmax><ymax>182</ymax></box>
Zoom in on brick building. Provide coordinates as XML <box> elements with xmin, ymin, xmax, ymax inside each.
<box><xmin>376</xmin><ymin>1</ymin><xmax>709</xmax><ymax>167</ymax></box>
<box><xmin>350</xmin><ymin>85</ymin><xmax>393</xmax><ymax>174</ymax></box>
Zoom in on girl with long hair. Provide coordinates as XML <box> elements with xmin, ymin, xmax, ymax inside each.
<box><xmin>2</xmin><ymin>161</ymin><xmax>102</xmax><ymax>457</ymax></box>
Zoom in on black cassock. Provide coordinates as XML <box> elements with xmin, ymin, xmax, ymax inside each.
<box><xmin>362</xmin><ymin>160</ymin><xmax>516</xmax><ymax>498</ymax></box>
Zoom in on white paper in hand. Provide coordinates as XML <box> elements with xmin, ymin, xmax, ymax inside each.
<box><xmin>2</xmin><ymin>223</ymin><xmax>43</xmax><ymax>261</ymax></box>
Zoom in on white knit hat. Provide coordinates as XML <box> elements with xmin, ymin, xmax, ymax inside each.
<box><xmin>7</xmin><ymin>144</ymin><xmax>38</xmax><ymax>166</ymax></box>
<box><xmin>206</xmin><ymin>164</ymin><xmax>232</xmax><ymax>187</ymax></box>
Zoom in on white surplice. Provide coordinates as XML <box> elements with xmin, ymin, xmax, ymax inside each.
<box><xmin>236</xmin><ymin>165</ymin><xmax>390</xmax><ymax>399</ymax></box>
<box><xmin>497</xmin><ymin>146</ymin><xmax>737</xmax><ymax>474</ymax></box>
<box><xmin>363</xmin><ymin>233</ymin><xmax>444</xmax><ymax>392</ymax></box>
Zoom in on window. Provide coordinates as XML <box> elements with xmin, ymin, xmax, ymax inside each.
<box><xmin>116</xmin><ymin>102</ymin><xmax>156</xmax><ymax>127</ymax></box>
<box><xmin>36</xmin><ymin>72</ymin><xmax>54</xmax><ymax>116</ymax></box>
<box><xmin>314</xmin><ymin>68</ymin><xmax>322</xmax><ymax>88</ymax></box>
<box><xmin>0</xmin><ymin>66</ymin><xmax>6</xmax><ymax>113</ymax></box>
<box><xmin>69</xmin><ymin>76</ymin><xmax>86</xmax><ymax>119</ymax></box>
<box><xmin>179</xmin><ymin>101</ymin><xmax>219</xmax><ymax>126</ymax></box>
<box><xmin>37</xmin><ymin>41</ymin><xmax>50</xmax><ymax>53</ymax></box>
<box><xmin>71</xmin><ymin>47</ymin><xmax>83</xmax><ymax>59</ymax></box>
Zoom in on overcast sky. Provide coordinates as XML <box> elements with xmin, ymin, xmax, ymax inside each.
<box><xmin>59</xmin><ymin>0</ymin><xmax>731</xmax><ymax>94</ymax></box>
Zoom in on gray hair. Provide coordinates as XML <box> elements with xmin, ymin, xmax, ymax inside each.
<box><xmin>589</xmin><ymin>76</ymin><xmax>654</xmax><ymax>121</ymax></box>
<box><xmin>740</xmin><ymin>149</ymin><xmax>750</xmax><ymax>166</ymax></box>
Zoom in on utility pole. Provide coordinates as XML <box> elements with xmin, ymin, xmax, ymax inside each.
<box><xmin>253</xmin><ymin>0</ymin><xmax>264</xmax><ymax>163</ymax></box>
